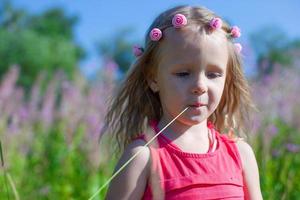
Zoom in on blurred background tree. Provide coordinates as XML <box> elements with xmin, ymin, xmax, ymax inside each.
<box><xmin>96</xmin><ymin>27</ymin><xmax>137</xmax><ymax>74</ymax></box>
<box><xmin>0</xmin><ymin>0</ymin><xmax>85</xmax><ymax>92</ymax></box>
<box><xmin>250</xmin><ymin>26</ymin><xmax>300</xmax><ymax>78</ymax></box>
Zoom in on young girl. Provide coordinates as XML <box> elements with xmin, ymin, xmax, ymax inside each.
<box><xmin>103</xmin><ymin>5</ymin><xmax>263</xmax><ymax>200</ymax></box>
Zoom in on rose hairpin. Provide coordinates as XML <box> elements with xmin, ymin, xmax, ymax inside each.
<box><xmin>231</xmin><ymin>26</ymin><xmax>242</xmax><ymax>53</ymax></box>
<box><xmin>230</xmin><ymin>26</ymin><xmax>241</xmax><ymax>38</ymax></box>
<box><xmin>149</xmin><ymin>13</ymin><xmax>188</xmax><ymax>41</ymax></box>
<box><xmin>149</xmin><ymin>28</ymin><xmax>162</xmax><ymax>41</ymax></box>
<box><xmin>209</xmin><ymin>17</ymin><xmax>222</xmax><ymax>30</ymax></box>
<box><xmin>234</xmin><ymin>43</ymin><xmax>242</xmax><ymax>53</ymax></box>
<box><xmin>133</xmin><ymin>45</ymin><xmax>144</xmax><ymax>57</ymax></box>
<box><xmin>149</xmin><ymin>14</ymin><xmax>243</xmax><ymax>54</ymax></box>
<box><xmin>172</xmin><ymin>14</ymin><xmax>187</xmax><ymax>28</ymax></box>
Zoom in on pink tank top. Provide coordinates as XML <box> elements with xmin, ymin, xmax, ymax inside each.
<box><xmin>135</xmin><ymin>121</ymin><xmax>244</xmax><ymax>200</ymax></box>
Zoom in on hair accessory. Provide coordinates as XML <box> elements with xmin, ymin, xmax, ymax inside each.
<box><xmin>209</xmin><ymin>17</ymin><xmax>222</xmax><ymax>30</ymax></box>
<box><xmin>172</xmin><ymin>14</ymin><xmax>187</xmax><ymax>28</ymax></box>
<box><xmin>234</xmin><ymin>43</ymin><xmax>242</xmax><ymax>53</ymax></box>
<box><xmin>132</xmin><ymin>45</ymin><xmax>144</xmax><ymax>57</ymax></box>
<box><xmin>230</xmin><ymin>26</ymin><xmax>241</xmax><ymax>38</ymax></box>
<box><xmin>149</xmin><ymin>28</ymin><xmax>162</xmax><ymax>41</ymax></box>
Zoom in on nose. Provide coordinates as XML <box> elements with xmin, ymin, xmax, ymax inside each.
<box><xmin>191</xmin><ymin>75</ymin><xmax>208</xmax><ymax>95</ymax></box>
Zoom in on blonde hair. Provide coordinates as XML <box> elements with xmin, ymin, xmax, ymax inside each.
<box><xmin>101</xmin><ymin>5</ymin><xmax>256</xmax><ymax>154</ymax></box>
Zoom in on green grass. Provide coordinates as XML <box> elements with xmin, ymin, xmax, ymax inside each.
<box><xmin>1</xmin><ymin>118</ymin><xmax>299</xmax><ymax>199</ymax></box>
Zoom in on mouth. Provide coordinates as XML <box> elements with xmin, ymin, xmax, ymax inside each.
<box><xmin>189</xmin><ymin>102</ymin><xmax>206</xmax><ymax>108</ymax></box>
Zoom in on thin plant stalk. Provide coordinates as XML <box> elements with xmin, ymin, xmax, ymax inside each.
<box><xmin>1</xmin><ymin>140</ymin><xmax>10</xmax><ymax>200</ymax></box>
<box><xmin>6</xmin><ymin>173</ymin><xmax>20</xmax><ymax>200</ymax></box>
<box><xmin>88</xmin><ymin>107</ymin><xmax>189</xmax><ymax>200</ymax></box>
<box><xmin>1</xmin><ymin>140</ymin><xmax>20</xmax><ymax>200</ymax></box>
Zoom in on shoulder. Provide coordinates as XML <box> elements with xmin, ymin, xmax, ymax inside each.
<box><xmin>219</xmin><ymin>132</ymin><xmax>255</xmax><ymax>164</ymax></box>
<box><xmin>119</xmin><ymin>139</ymin><xmax>151</xmax><ymax>181</ymax></box>
<box><xmin>219</xmin><ymin>134</ymin><xmax>255</xmax><ymax>168</ymax></box>
<box><xmin>235</xmin><ymin>140</ymin><xmax>255</xmax><ymax>164</ymax></box>
<box><xmin>235</xmin><ymin>139</ymin><xmax>258</xmax><ymax>173</ymax></box>
<box><xmin>118</xmin><ymin>138</ymin><xmax>151</xmax><ymax>179</ymax></box>
<box><xmin>235</xmin><ymin>140</ymin><xmax>263</xmax><ymax>200</ymax></box>
<box><xmin>124</xmin><ymin>139</ymin><xmax>151</xmax><ymax>167</ymax></box>
<box><xmin>105</xmin><ymin>139</ymin><xmax>151</xmax><ymax>200</ymax></box>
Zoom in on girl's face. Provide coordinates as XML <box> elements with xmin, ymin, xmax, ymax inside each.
<box><xmin>149</xmin><ymin>26</ymin><xmax>228</xmax><ymax>126</ymax></box>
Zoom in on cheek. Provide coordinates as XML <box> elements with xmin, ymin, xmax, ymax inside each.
<box><xmin>159</xmin><ymin>76</ymin><xmax>186</xmax><ymax>94</ymax></box>
<box><xmin>158</xmin><ymin>78</ymin><xmax>188</xmax><ymax>107</ymax></box>
<box><xmin>209</xmin><ymin>79</ymin><xmax>226</xmax><ymax>106</ymax></box>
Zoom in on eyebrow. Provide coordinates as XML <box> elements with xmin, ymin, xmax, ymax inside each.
<box><xmin>206</xmin><ymin>63</ymin><xmax>225</xmax><ymax>72</ymax></box>
<box><xmin>168</xmin><ymin>61</ymin><xmax>226</xmax><ymax>72</ymax></box>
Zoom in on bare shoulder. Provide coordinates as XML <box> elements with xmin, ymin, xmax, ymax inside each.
<box><xmin>124</xmin><ymin>139</ymin><xmax>151</xmax><ymax>166</ymax></box>
<box><xmin>235</xmin><ymin>140</ymin><xmax>255</xmax><ymax>163</ymax></box>
<box><xmin>235</xmin><ymin>140</ymin><xmax>263</xmax><ymax>200</ymax></box>
<box><xmin>235</xmin><ymin>139</ymin><xmax>258</xmax><ymax>176</ymax></box>
<box><xmin>105</xmin><ymin>139</ymin><xmax>151</xmax><ymax>200</ymax></box>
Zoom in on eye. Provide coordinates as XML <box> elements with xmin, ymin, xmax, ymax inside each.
<box><xmin>175</xmin><ymin>72</ymin><xmax>190</xmax><ymax>77</ymax></box>
<box><xmin>206</xmin><ymin>72</ymin><xmax>222</xmax><ymax>79</ymax></box>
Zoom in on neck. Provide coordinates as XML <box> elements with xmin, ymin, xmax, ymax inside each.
<box><xmin>157</xmin><ymin>117</ymin><xmax>209</xmax><ymax>141</ymax></box>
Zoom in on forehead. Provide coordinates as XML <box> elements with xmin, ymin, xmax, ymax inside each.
<box><xmin>158</xmin><ymin>26</ymin><xmax>229</xmax><ymax>71</ymax></box>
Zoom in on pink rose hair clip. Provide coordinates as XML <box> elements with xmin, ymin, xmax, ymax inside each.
<box><xmin>234</xmin><ymin>43</ymin><xmax>242</xmax><ymax>53</ymax></box>
<box><xmin>230</xmin><ymin>26</ymin><xmax>241</xmax><ymax>38</ymax></box>
<box><xmin>172</xmin><ymin>14</ymin><xmax>187</xmax><ymax>28</ymax></box>
<box><xmin>149</xmin><ymin>28</ymin><xmax>162</xmax><ymax>41</ymax></box>
<box><xmin>149</xmin><ymin>13</ymin><xmax>188</xmax><ymax>41</ymax></box>
<box><xmin>209</xmin><ymin>17</ymin><xmax>242</xmax><ymax>53</ymax></box>
<box><xmin>132</xmin><ymin>45</ymin><xmax>144</xmax><ymax>57</ymax></box>
<box><xmin>209</xmin><ymin>17</ymin><xmax>222</xmax><ymax>30</ymax></box>
<box><xmin>231</xmin><ymin>26</ymin><xmax>242</xmax><ymax>53</ymax></box>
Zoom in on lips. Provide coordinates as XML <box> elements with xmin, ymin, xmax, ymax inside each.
<box><xmin>190</xmin><ymin>102</ymin><xmax>206</xmax><ymax>107</ymax></box>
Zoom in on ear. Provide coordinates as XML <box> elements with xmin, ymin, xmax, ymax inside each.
<box><xmin>147</xmin><ymin>77</ymin><xmax>159</xmax><ymax>93</ymax></box>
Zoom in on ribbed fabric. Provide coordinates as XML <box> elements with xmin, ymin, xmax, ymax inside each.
<box><xmin>134</xmin><ymin>120</ymin><xmax>244</xmax><ymax>200</ymax></box>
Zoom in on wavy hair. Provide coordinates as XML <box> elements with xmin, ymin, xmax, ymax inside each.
<box><xmin>101</xmin><ymin>5</ymin><xmax>256</xmax><ymax>154</ymax></box>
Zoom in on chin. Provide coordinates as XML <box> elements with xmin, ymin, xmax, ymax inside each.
<box><xmin>180</xmin><ymin>116</ymin><xmax>206</xmax><ymax>126</ymax></box>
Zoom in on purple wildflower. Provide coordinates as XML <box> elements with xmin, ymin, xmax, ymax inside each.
<box><xmin>285</xmin><ymin>143</ymin><xmax>300</xmax><ymax>153</ymax></box>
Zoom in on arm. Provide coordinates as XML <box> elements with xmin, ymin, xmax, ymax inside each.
<box><xmin>236</xmin><ymin>140</ymin><xmax>263</xmax><ymax>200</ymax></box>
<box><xmin>105</xmin><ymin>139</ymin><xmax>150</xmax><ymax>200</ymax></box>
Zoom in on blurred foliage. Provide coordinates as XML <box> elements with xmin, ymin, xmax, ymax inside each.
<box><xmin>0</xmin><ymin>64</ymin><xmax>117</xmax><ymax>199</ymax></box>
<box><xmin>0</xmin><ymin>0</ymin><xmax>85</xmax><ymax>91</ymax></box>
<box><xmin>248</xmin><ymin>58</ymin><xmax>300</xmax><ymax>199</ymax></box>
<box><xmin>97</xmin><ymin>27</ymin><xmax>138</xmax><ymax>74</ymax></box>
<box><xmin>250</xmin><ymin>26</ymin><xmax>300</xmax><ymax>77</ymax></box>
<box><xmin>27</xmin><ymin>8</ymin><xmax>78</xmax><ymax>40</ymax></box>
<box><xmin>249</xmin><ymin>119</ymin><xmax>300</xmax><ymax>199</ymax></box>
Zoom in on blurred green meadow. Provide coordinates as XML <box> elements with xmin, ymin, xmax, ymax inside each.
<box><xmin>1</xmin><ymin>1</ymin><xmax>300</xmax><ymax>199</ymax></box>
